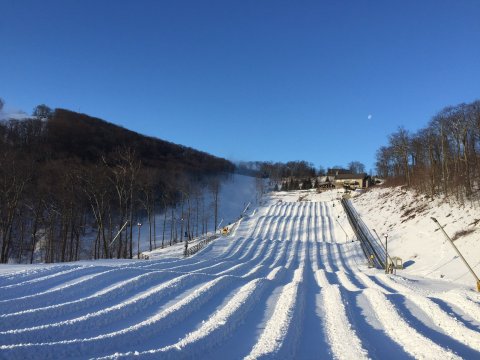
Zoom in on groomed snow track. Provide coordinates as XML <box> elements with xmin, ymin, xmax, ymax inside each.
<box><xmin>1</xmin><ymin>201</ymin><xmax>479</xmax><ymax>359</ymax></box>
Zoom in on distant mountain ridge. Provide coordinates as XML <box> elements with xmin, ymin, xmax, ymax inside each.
<box><xmin>47</xmin><ymin>109</ymin><xmax>234</xmax><ymax>175</ymax></box>
<box><xmin>0</xmin><ymin>108</ymin><xmax>235</xmax><ymax>263</ymax></box>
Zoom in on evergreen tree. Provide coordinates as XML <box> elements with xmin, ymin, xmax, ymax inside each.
<box><xmin>303</xmin><ymin>178</ymin><xmax>312</xmax><ymax>190</ymax></box>
<box><xmin>293</xmin><ymin>179</ymin><xmax>300</xmax><ymax>190</ymax></box>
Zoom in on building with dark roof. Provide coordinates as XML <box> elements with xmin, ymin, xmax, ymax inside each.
<box><xmin>334</xmin><ymin>173</ymin><xmax>370</xmax><ymax>189</ymax></box>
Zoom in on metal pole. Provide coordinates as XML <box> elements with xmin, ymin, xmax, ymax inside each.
<box><xmin>137</xmin><ymin>223</ymin><xmax>142</xmax><ymax>259</ymax></box>
<box><xmin>242</xmin><ymin>202</ymin><xmax>251</xmax><ymax>216</ymax></box>
<box><xmin>217</xmin><ymin>218</ymin><xmax>224</xmax><ymax>233</ymax></box>
<box><xmin>184</xmin><ymin>234</ymin><xmax>188</xmax><ymax>257</ymax></box>
<box><xmin>431</xmin><ymin>217</ymin><xmax>480</xmax><ymax>292</ymax></box>
<box><xmin>384</xmin><ymin>234</ymin><xmax>388</xmax><ymax>274</ymax></box>
<box><xmin>108</xmin><ymin>220</ymin><xmax>129</xmax><ymax>248</ymax></box>
<box><xmin>373</xmin><ymin>228</ymin><xmax>394</xmax><ymax>267</ymax></box>
<box><xmin>335</xmin><ymin>218</ymin><xmax>348</xmax><ymax>243</ymax></box>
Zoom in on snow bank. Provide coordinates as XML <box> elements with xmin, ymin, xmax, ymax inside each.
<box><xmin>351</xmin><ymin>186</ymin><xmax>480</xmax><ymax>288</ymax></box>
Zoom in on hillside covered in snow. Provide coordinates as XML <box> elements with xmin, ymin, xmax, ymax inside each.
<box><xmin>0</xmin><ymin>189</ymin><xmax>479</xmax><ymax>359</ymax></box>
<box><xmin>352</xmin><ymin>186</ymin><xmax>480</xmax><ymax>289</ymax></box>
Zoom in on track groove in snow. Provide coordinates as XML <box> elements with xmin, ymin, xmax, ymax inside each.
<box><xmin>1</xmin><ymin>199</ymin><xmax>478</xmax><ymax>359</ymax></box>
<box><xmin>315</xmin><ymin>270</ymin><xmax>368</xmax><ymax>360</ymax></box>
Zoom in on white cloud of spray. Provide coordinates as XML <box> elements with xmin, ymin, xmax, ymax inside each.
<box><xmin>0</xmin><ymin>98</ymin><xmax>30</xmax><ymax>120</ymax></box>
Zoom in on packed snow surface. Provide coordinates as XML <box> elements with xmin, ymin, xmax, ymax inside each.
<box><xmin>352</xmin><ymin>186</ymin><xmax>480</xmax><ymax>287</ymax></box>
<box><xmin>1</xmin><ymin>190</ymin><xmax>479</xmax><ymax>359</ymax></box>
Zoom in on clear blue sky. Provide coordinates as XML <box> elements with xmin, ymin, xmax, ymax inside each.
<box><xmin>1</xmin><ymin>0</ymin><xmax>479</xmax><ymax>172</ymax></box>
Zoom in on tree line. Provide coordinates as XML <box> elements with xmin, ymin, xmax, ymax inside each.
<box><xmin>259</xmin><ymin>161</ymin><xmax>318</xmax><ymax>179</ymax></box>
<box><xmin>0</xmin><ymin>103</ymin><xmax>234</xmax><ymax>263</ymax></box>
<box><xmin>376</xmin><ymin>99</ymin><xmax>480</xmax><ymax>203</ymax></box>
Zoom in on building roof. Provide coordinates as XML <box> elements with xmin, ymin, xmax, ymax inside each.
<box><xmin>326</xmin><ymin>168</ymin><xmax>350</xmax><ymax>176</ymax></box>
<box><xmin>335</xmin><ymin>173</ymin><xmax>368</xmax><ymax>180</ymax></box>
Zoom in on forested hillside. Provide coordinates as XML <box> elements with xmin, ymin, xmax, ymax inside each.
<box><xmin>47</xmin><ymin>109</ymin><xmax>234</xmax><ymax>174</ymax></box>
<box><xmin>376</xmin><ymin>99</ymin><xmax>480</xmax><ymax>203</ymax></box>
<box><xmin>0</xmin><ymin>107</ymin><xmax>234</xmax><ymax>264</ymax></box>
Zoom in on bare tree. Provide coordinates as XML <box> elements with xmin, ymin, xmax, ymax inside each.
<box><xmin>348</xmin><ymin>161</ymin><xmax>365</xmax><ymax>174</ymax></box>
<box><xmin>138</xmin><ymin>168</ymin><xmax>159</xmax><ymax>251</ymax></box>
<box><xmin>376</xmin><ymin>98</ymin><xmax>480</xmax><ymax>203</ymax></box>
<box><xmin>0</xmin><ymin>107</ymin><xmax>235</xmax><ymax>264</ymax></box>
<box><xmin>209</xmin><ymin>178</ymin><xmax>221</xmax><ymax>232</ymax></box>
<box><xmin>32</xmin><ymin>104</ymin><xmax>52</xmax><ymax>120</ymax></box>
<box><xmin>0</xmin><ymin>150</ymin><xmax>30</xmax><ymax>263</ymax></box>
<box><xmin>107</xmin><ymin>147</ymin><xmax>140</xmax><ymax>259</ymax></box>
<box><xmin>80</xmin><ymin>164</ymin><xmax>112</xmax><ymax>259</ymax></box>
<box><xmin>389</xmin><ymin>127</ymin><xmax>411</xmax><ymax>185</ymax></box>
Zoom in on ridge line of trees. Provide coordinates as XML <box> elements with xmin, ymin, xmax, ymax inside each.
<box><xmin>0</xmin><ymin>101</ymin><xmax>233</xmax><ymax>263</ymax></box>
<box><xmin>376</xmin><ymin>99</ymin><xmax>480</xmax><ymax>203</ymax></box>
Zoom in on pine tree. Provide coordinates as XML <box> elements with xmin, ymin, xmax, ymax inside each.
<box><xmin>303</xmin><ymin>178</ymin><xmax>312</xmax><ymax>190</ymax></box>
<box><xmin>293</xmin><ymin>179</ymin><xmax>300</xmax><ymax>190</ymax></box>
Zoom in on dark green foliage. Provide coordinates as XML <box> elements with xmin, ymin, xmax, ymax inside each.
<box><xmin>250</xmin><ymin>160</ymin><xmax>317</xmax><ymax>180</ymax></box>
<box><xmin>288</xmin><ymin>179</ymin><xmax>300</xmax><ymax>191</ymax></box>
<box><xmin>302</xmin><ymin>178</ymin><xmax>312</xmax><ymax>190</ymax></box>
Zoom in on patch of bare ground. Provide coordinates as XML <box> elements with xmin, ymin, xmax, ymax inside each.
<box><xmin>469</xmin><ymin>219</ymin><xmax>480</xmax><ymax>227</ymax></box>
<box><xmin>378</xmin><ymin>191</ymin><xmax>390</xmax><ymax>199</ymax></box>
<box><xmin>452</xmin><ymin>228</ymin><xmax>476</xmax><ymax>241</ymax></box>
<box><xmin>401</xmin><ymin>203</ymin><xmax>429</xmax><ymax>223</ymax></box>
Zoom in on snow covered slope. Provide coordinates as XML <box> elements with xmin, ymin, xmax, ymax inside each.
<box><xmin>0</xmin><ymin>192</ymin><xmax>479</xmax><ymax>359</ymax></box>
<box><xmin>135</xmin><ymin>174</ymin><xmax>258</xmax><ymax>254</ymax></box>
<box><xmin>217</xmin><ymin>173</ymin><xmax>258</xmax><ymax>225</ymax></box>
<box><xmin>352</xmin><ymin>186</ymin><xmax>480</xmax><ymax>288</ymax></box>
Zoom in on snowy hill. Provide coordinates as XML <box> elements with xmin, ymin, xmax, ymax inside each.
<box><xmin>351</xmin><ymin>186</ymin><xmax>480</xmax><ymax>288</ymax></box>
<box><xmin>217</xmin><ymin>174</ymin><xmax>259</xmax><ymax>226</ymax></box>
<box><xmin>0</xmin><ymin>190</ymin><xmax>479</xmax><ymax>359</ymax></box>
<box><xmin>138</xmin><ymin>173</ymin><xmax>259</xmax><ymax>258</ymax></box>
